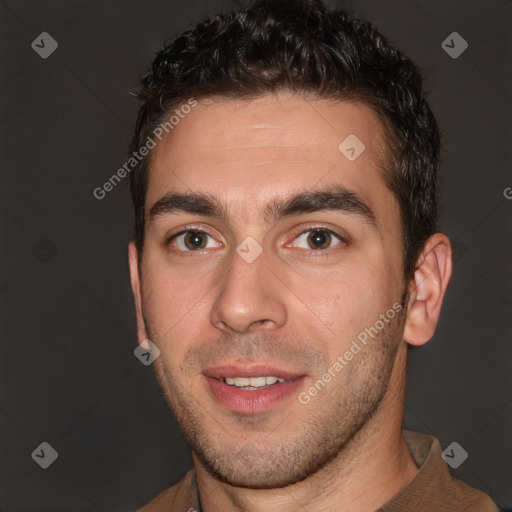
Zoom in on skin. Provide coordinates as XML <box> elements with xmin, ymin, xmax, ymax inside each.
<box><xmin>128</xmin><ymin>92</ymin><xmax>453</xmax><ymax>512</ymax></box>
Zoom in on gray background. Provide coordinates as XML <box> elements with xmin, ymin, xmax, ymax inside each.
<box><xmin>1</xmin><ymin>0</ymin><xmax>510</xmax><ymax>510</ymax></box>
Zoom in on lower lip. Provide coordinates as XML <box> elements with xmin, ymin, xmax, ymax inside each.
<box><xmin>204</xmin><ymin>376</ymin><xmax>306</xmax><ymax>414</ymax></box>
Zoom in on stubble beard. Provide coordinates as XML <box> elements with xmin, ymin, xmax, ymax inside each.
<box><xmin>146</xmin><ymin>307</ymin><xmax>406</xmax><ymax>490</ymax></box>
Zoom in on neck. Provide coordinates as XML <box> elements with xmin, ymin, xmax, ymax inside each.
<box><xmin>194</xmin><ymin>342</ymin><xmax>418</xmax><ymax>512</ymax></box>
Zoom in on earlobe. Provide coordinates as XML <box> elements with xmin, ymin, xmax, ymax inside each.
<box><xmin>402</xmin><ymin>233</ymin><xmax>453</xmax><ymax>347</ymax></box>
<box><xmin>128</xmin><ymin>242</ymin><xmax>148</xmax><ymax>345</ymax></box>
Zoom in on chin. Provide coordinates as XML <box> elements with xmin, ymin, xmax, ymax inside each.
<box><xmin>194</xmin><ymin>438</ymin><xmax>328</xmax><ymax>490</ymax></box>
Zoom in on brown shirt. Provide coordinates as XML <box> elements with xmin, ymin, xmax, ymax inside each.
<box><xmin>136</xmin><ymin>430</ymin><xmax>500</xmax><ymax>512</ymax></box>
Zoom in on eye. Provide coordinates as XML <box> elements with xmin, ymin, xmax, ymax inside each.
<box><xmin>167</xmin><ymin>229</ymin><xmax>220</xmax><ymax>252</ymax></box>
<box><xmin>289</xmin><ymin>227</ymin><xmax>345</xmax><ymax>251</ymax></box>
<box><xmin>166</xmin><ymin>225</ymin><xmax>345</xmax><ymax>256</ymax></box>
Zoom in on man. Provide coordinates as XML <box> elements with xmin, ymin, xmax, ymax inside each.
<box><xmin>127</xmin><ymin>0</ymin><xmax>501</xmax><ymax>510</ymax></box>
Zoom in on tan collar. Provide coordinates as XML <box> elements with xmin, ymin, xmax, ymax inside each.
<box><xmin>377</xmin><ymin>430</ymin><xmax>499</xmax><ymax>512</ymax></box>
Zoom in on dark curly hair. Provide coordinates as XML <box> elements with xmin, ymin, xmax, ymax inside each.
<box><xmin>129</xmin><ymin>0</ymin><xmax>441</xmax><ymax>281</ymax></box>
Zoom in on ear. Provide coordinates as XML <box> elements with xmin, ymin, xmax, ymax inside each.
<box><xmin>402</xmin><ymin>233</ymin><xmax>453</xmax><ymax>347</ymax></box>
<box><xmin>128</xmin><ymin>241</ymin><xmax>149</xmax><ymax>346</ymax></box>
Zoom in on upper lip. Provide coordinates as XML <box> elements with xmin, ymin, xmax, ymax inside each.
<box><xmin>203</xmin><ymin>363</ymin><xmax>306</xmax><ymax>381</ymax></box>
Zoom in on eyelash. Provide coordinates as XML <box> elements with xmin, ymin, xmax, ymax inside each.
<box><xmin>165</xmin><ymin>224</ymin><xmax>346</xmax><ymax>257</ymax></box>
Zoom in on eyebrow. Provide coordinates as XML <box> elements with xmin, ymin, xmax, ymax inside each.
<box><xmin>148</xmin><ymin>184</ymin><xmax>378</xmax><ymax>229</ymax></box>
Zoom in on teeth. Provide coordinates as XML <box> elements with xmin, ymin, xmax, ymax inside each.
<box><xmin>223</xmin><ymin>376</ymin><xmax>286</xmax><ymax>388</ymax></box>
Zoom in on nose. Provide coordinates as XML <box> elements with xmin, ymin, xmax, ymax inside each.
<box><xmin>209</xmin><ymin>242</ymin><xmax>287</xmax><ymax>334</ymax></box>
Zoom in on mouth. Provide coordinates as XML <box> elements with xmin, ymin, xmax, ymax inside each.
<box><xmin>221</xmin><ymin>375</ymin><xmax>287</xmax><ymax>390</ymax></box>
<box><xmin>202</xmin><ymin>364</ymin><xmax>307</xmax><ymax>414</ymax></box>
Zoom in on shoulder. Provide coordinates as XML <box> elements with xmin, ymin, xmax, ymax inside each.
<box><xmin>451</xmin><ymin>477</ymin><xmax>501</xmax><ymax>512</ymax></box>
<box><xmin>401</xmin><ymin>430</ymin><xmax>500</xmax><ymax>512</ymax></box>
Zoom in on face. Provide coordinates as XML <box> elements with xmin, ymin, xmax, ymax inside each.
<box><xmin>130</xmin><ymin>93</ymin><xmax>409</xmax><ymax>489</ymax></box>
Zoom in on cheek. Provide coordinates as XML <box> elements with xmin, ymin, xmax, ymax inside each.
<box><xmin>292</xmin><ymin>269</ymin><xmax>376</xmax><ymax>342</ymax></box>
<box><xmin>352</xmin><ymin>231</ymin><xmax>404</xmax><ymax>297</ymax></box>
<box><xmin>141</xmin><ymin>262</ymin><xmax>209</xmax><ymax>348</ymax></box>
<box><xmin>331</xmin><ymin>282</ymin><xmax>380</xmax><ymax>337</ymax></box>
<box><xmin>308</xmin><ymin>258</ymin><xmax>399</xmax><ymax>349</ymax></box>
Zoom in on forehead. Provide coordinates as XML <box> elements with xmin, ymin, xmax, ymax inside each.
<box><xmin>145</xmin><ymin>93</ymin><xmax>394</xmax><ymax>224</ymax></box>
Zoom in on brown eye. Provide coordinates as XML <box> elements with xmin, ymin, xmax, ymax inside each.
<box><xmin>183</xmin><ymin>231</ymin><xmax>208</xmax><ymax>250</ymax></box>
<box><xmin>292</xmin><ymin>228</ymin><xmax>344</xmax><ymax>251</ymax></box>
<box><xmin>169</xmin><ymin>230</ymin><xmax>218</xmax><ymax>252</ymax></box>
<box><xmin>307</xmin><ymin>230</ymin><xmax>332</xmax><ymax>249</ymax></box>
